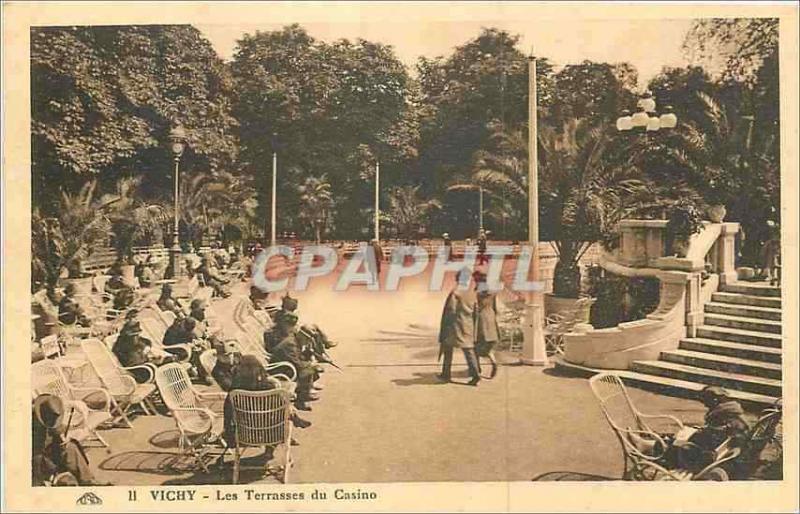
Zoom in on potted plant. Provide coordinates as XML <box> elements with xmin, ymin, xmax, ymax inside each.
<box><xmin>665</xmin><ymin>199</ymin><xmax>704</xmax><ymax>257</ymax></box>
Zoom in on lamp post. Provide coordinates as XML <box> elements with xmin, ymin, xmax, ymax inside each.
<box><xmin>167</xmin><ymin>124</ymin><xmax>187</xmax><ymax>278</ymax></box>
<box><xmin>374</xmin><ymin>159</ymin><xmax>380</xmax><ymax>241</ymax></box>
<box><xmin>479</xmin><ymin>186</ymin><xmax>484</xmax><ymax>232</ymax></box>
<box><xmin>269</xmin><ymin>133</ymin><xmax>282</xmax><ymax>247</ymax></box>
<box><xmin>519</xmin><ymin>52</ymin><xmax>548</xmax><ymax>366</ymax></box>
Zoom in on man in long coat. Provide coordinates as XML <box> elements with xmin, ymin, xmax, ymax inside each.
<box><xmin>437</xmin><ymin>268</ymin><xmax>481</xmax><ymax>385</ymax></box>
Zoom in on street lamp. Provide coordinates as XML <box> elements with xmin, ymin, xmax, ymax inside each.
<box><xmin>167</xmin><ymin>123</ymin><xmax>187</xmax><ymax>278</ymax></box>
<box><xmin>616</xmin><ymin>91</ymin><xmax>677</xmax><ymax>133</ymax></box>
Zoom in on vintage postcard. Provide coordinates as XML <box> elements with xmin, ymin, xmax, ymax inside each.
<box><xmin>2</xmin><ymin>1</ymin><xmax>798</xmax><ymax>512</ymax></box>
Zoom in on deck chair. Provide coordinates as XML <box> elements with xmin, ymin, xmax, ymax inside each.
<box><xmin>228</xmin><ymin>388</ymin><xmax>294</xmax><ymax>484</ymax></box>
<box><xmin>40</xmin><ymin>334</ymin><xmax>61</xmax><ymax>359</ymax></box>
<box><xmin>32</xmin><ymin>360</ymin><xmax>113</xmax><ymax>447</ymax></box>
<box><xmin>80</xmin><ymin>338</ymin><xmax>158</xmax><ymax>428</ymax></box>
<box><xmin>139</xmin><ymin>316</ymin><xmax>192</xmax><ymax>363</ymax></box>
<box><xmin>154</xmin><ymin>363</ymin><xmax>227</xmax><ymax>472</ymax></box>
<box><xmin>589</xmin><ymin>373</ymin><xmax>739</xmax><ymax>480</ymax></box>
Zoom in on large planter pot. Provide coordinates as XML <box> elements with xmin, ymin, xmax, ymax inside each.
<box><xmin>545</xmin><ymin>293</ymin><xmax>594</xmax><ymax>323</ymax></box>
<box><xmin>707</xmin><ymin>204</ymin><xmax>727</xmax><ymax>223</ymax></box>
<box><xmin>63</xmin><ymin>277</ymin><xmax>94</xmax><ymax>295</ymax></box>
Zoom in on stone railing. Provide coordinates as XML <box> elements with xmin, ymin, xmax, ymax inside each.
<box><xmin>563</xmin><ymin>220</ymin><xmax>739</xmax><ymax>370</ymax></box>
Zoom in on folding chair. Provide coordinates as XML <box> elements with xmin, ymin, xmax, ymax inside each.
<box><xmin>32</xmin><ymin>360</ymin><xmax>113</xmax><ymax>447</ymax></box>
<box><xmin>81</xmin><ymin>338</ymin><xmax>158</xmax><ymax>427</ymax></box>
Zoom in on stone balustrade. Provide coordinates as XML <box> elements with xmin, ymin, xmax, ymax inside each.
<box><xmin>563</xmin><ymin>220</ymin><xmax>740</xmax><ymax>370</ymax></box>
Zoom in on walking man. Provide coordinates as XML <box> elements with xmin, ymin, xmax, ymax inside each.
<box><xmin>437</xmin><ymin>268</ymin><xmax>481</xmax><ymax>386</ymax></box>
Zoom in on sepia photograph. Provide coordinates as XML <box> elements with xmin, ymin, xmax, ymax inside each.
<box><xmin>3</xmin><ymin>2</ymin><xmax>799</xmax><ymax>512</ymax></box>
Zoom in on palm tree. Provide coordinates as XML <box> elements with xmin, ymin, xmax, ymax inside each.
<box><xmin>539</xmin><ymin>118</ymin><xmax>649</xmax><ymax>297</ymax></box>
<box><xmin>297</xmin><ymin>175</ymin><xmax>335</xmax><ymax>244</ymax></box>
<box><xmin>662</xmin><ymin>91</ymin><xmax>779</xmax><ymax>264</ymax></box>
<box><xmin>387</xmin><ymin>185</ymin><xmax>441</xmax><ymax>241</ymax></box>
<box><xmin>103</xmin><ymin>177</ymin><xmax>169</xmax><ymax>264</ymax></box>
<box><xmin>31</xmin><ymin>181</ymin><xmax>113</xmax><ymax>290</ymax></box>
<box><xmin>448</xmin><ymin>121</ymin><xmax>527</xmax><ymax>239</ymax></box>
<box><xmin>175</xmin><ymin>171</ymin><xmax>257</xmax><ymax>249</ymax></box>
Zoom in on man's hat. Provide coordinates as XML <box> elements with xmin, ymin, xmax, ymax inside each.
<box><xmin>442</xmin><ymin>233</ymin><xmax>450</xmax><ymax>239</ymax></box>
<box><xmin>64</xmin><ymin>282</ymin><xmax>77</xmax><ymax>295</ymax></box>
<box><xmin>161</xmin><ymin>283</ymin><xmax>173</xmax><ymax>293</ymax></box>
<box><xmin>121</xmin><ymin>320</ymin><xmax>143</xmax><ymax>336</ymax></box>
<box><xmin>190</xmin><ymin>298</ymin><xmax>207</xmax><ymax>311</ymax></box>
<box><xmin>282</xmin><ymin>294</ymin><xmax>298</xmax><ymax>312</ymax></box>
<box><xmin>33</xmin><ymin>394</ymin><xmax>65</xmax><ymax>430</ymax></box>
<box><xmin>125</xmin><ymin>308</ymin><xmax>139</xmax><ymax>320</ymax></box>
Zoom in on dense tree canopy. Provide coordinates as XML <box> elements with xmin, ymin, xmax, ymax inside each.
<box><xmin>32</xmin><ymin>25</ymin><xmax>239</xmax><ymax>212</ymax></box>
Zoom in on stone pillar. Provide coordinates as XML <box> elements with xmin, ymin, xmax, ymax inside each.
<box><xmin>716</xmin><ymin>222</ymin><xmax>741</xmax><ymax>286</ymax></box>
<box><xmin>684</xmin><ymin>272</ymin><xmax>704</xmax><ymax>338</ymax></box>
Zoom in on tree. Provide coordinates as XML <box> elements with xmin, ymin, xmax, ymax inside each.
<box><xmin>31</xmin><ymin>181</ymin><xmax>114</xmax><ymax>291</ymax></box>
<box><xmin>683</xmin><ymin>18</ymin><xmax>778</xmax><ymax>85</ymax></box>
<box><xmin>231</xmin><ymin>25</ymin><xmax>416</xmax><ymax>239</ymax></box>
<box><xmin>538</xmin><ymin>119</ymin><xmax>650</xmax><ymax>297</ymax></box>
<box><xmin>31</xmin><ymin>25</ymin><xmax>239</xmax><ymax>211</ymax></box>
<box><xmin>297</xmin><ymin>176</ymin><xmax>335</xmax><ymax>244</ymax></box>
<box><xmin>103</xmin><ymin>177</ymin><xmax>169</xmax><ymax>264</ymax></box>
<box><xmin>387</xmin><ymin>185</ymin><xmax>441</xmax><ymax>241</ymax></box>
<box><xmin>550</xmin><ymin>60</ymin><xmax>639</xmax><ymax>125</ymax></box>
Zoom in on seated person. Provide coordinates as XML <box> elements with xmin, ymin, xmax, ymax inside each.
<box><xmin>105</xmin><ymin>264</ymin><xmax>134</xmax><ymax>312</ymax></box>
<box><xmin>32</xmin><ymin>394</ymin><xmax>106</xmax><ymax>486</ymax></box>
<box><xmin>188</xmin><ymin>299</ymin><xmax>220</xmax><ymax>343</ymax></box>
<box><xmin>163</xmin><ymin>316</ymin><xmax>210</xmax><ymax>384</ymax></box>
<box><xmin>250</xmin><ymin>284</ymin><xmax>271</xmax><ymax>311</ymax></box>
<box><xmin>58</xmin><ymin>283</ymin><xmax>91</xmax><ymax>328</ymax></box>
<box><xmin>197</xmin><ymin>254</ymin><xmax>231</xmax><ymax>298</ymax></box>
<box><xmin>212</xmin><ymin>340</ymin><xmax>243</xmax><ymax>392</ymax></box>
<box><xmin>272</xmin><ymin>294</ymin><xmax>337</xmax><ymax>350</ymax></box>
<box><xmin>268</xmin><ymin>311</ymin><xmax>319</xmax><ymax>412</ymax></box>
<box><xmin>221</xmin><ymin>354</ymin><xmax>311</xmax><ymax>454</ymax></box>
<box><xmin>156</xmin><ymin>283</ymin><xmax>184</xmax><ymax>317</ymax></box>
<box><xmin>112</xmin><ymin>319</ymin><xmax>173</xmax><ymax>383</ymax></box>
<box><xmin>630</xmin><ymin>386</ymin><xmax>751</xmax><ymax>478</ymax></box>
<box><xmin>136</xmin><ymin>257</ymin><xmax>156</xmax><ymax>289</ymax></box>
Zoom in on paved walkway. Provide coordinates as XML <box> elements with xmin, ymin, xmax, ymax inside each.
<box><xmin>84</xmin><ymin>271</ymin><xmax>714</xmax><ymax>485</ymax></box>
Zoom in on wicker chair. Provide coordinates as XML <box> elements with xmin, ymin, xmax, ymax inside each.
<box><xmin>32</xmin><ymin>359</ymin><xmax>113</xmax><ymax>447</ymax></box>
<box><xmin>80</xmin><ymin>338</ymin><xmax>158</xmax><ymax>428</ymax></box>
<box><xmin>154</xmin><ymin>363</ymin><xmax>227</xmax><ymax>471</ymax></box>
<box><xmin>228</xmin><ymin>388</ymin><xmax>294</xmax><ymax>484</ymax></box>
<box><xmin>139</xmin><ymin>315</ymin><xmax>192</xmax><ymax>363</ymax></box>
<box><xmin>589</xmin><ymin>373</ymin><xmax>739</xmax><ymax>480</ymax></box>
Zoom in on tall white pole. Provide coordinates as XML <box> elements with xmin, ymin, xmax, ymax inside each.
<box><xmin>520</xmin><ymin>52</ymin><xmax>548</xmax><ymax>366</ymax></box>
<box><xmin>271</xmin><ymin>150</ymin><xmax>277</xmax><ymax>247</ymax></box>
<box><xmin>479</xmin><ymin>186</ymin><xmax>484</xmax><ymax>231</ymax></box>
<box><xmin>374</xmin><ymin>160</ymin><xmax>380</xmax><ymax>241</ymax></box>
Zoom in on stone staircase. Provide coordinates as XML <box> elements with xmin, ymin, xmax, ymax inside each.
<box><xmin>624</xmin><ymin>281</ymin><xmax>782</xmax><ymax>408</ymax></box>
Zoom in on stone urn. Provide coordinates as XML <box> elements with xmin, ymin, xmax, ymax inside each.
<box><xmin>707</xmin><ymin>204</ymin><xmax>727</xmax><ymax>223</ymax></box>
<box><xmin>544</xmin><ymin>294</ymin><xmax>595</xmax><ymax>323</ymax></box>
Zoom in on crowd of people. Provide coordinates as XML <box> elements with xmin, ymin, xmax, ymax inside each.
<box><xmin>31</xmin><ymin>242</ymin><xmax>340</xmax><ymax>486</ymax></box>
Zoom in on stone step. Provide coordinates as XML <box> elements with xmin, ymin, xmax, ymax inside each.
<box><xmin>630</xmin><ymin>360</ymin><xmax>782</xmax><ymax>397</ymax></box>
<box><xmin>704</xmin><ymin>302</ymin><xmax>782</xmax><ymax>321</ymax></box>
<box><xmin>553</xmin><ymin>358</ymin><xmax>778</xmax><ymax>410</ymax></box>
<box><xmin>703</xmin><ymin>313</ymin><xmax>782</xmax><ymax>334</ymax></box>
<box><xmin>722</xmin><ymin>282</ymin><xmax>781</xmax><ymax>297</ymax></box>
<box><xmin>711</xmin><ymin>292</ymin><xmax>781</xmax><ymax>309</ymax></box>
<box><xmin>696</xmin><ymin>325</ymin><xmax>782</xmax><ymax>348</ymax></box>
<box><xmin>660</xmin><ymin>349</ymin><xmax>782</xmax><ymax>380</ymax></box>
<box><xmin>680</xmin><ymin>338</ymin><xmax>782</xmax><ymax>364</ymax></box>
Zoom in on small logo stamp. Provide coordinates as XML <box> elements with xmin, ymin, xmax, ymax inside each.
<box><xmin>76</xmin><ymin>492</ymin><xmax>103</xmax><ymax>506</ymax></box>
